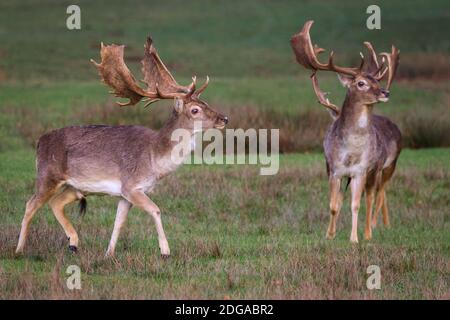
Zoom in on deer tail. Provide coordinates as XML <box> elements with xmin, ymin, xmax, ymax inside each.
<box><xmin>78</xmin><ymin>197</ymin><xmax>87</xmax><ymax>216</ymax></box>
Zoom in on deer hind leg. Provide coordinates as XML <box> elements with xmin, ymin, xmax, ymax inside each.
<box><xmin>16</xmin><ymin>194</ymin><xmax>47</xmax><ymax>253</ymax></box>
<box><xmin>372</xmin><ymin>188</ymin><xmax>384</xmax><ymax>228</ymax></box>
<box><xmin>16</xmin><ymin>181</ymin><xmax>61</xmax><ymax>254</ymax></box>
<box><xmin>364</xmin><ymin>188</ymin><xmax>375</xmax><ymax>240</ymax></box>
<box><xmin>349</xmin><ymin>175</ymin><xmax>366</xmax><ymax>243</ymax></box>
<box><xmin>381</xmin><ymin>191</ymin><xmax>390</xmax><ymax>228</ymax></box>
<box><xmin>372</xmin><ymin>163</ymin><xmax>396</xmax><ymax>228</ymax></box>
<box><xmin>105</xmin><ymin>199</ymin><xmax>132</xmax><ymax>257</ymax></box>
<box><xmin>327</xmin><ymin>177</ymin><xmax>342</xmax><ymax>240</ymax></box>
<box><xmin>48</xmin><ymin>187</ymin><xmax>81</xmax><ymax>252</ymax></box>
<box><xmin>125</xmin><ymin>190</ymin><xmax>170</xmax><ymax>258</ymax></box>
<box><xmin>373</xmin><ymin>188</ymin><xmax>391</xmax><ymax>228</ymax></box>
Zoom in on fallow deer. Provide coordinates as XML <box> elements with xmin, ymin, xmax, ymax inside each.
<box><xmin>291</xmin><ymin>21</ymin><xmax>401</xmax><ymax>242</ymax></box>
<box><xmin>16</xmin><ymin>37</ymin><xmax>228</xmax><ymax>257</ymax></box>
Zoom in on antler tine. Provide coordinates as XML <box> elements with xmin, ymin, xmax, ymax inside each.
<box><xmin>291</xmin><ymin>20</ymin><xmax>359</xmax><ymax>77</ymax></box>
<box><xmin>327</xmin><ymin>50</ymin><xmax>360</xmax><ymax>76</ymax></box>
<box><xmin>142</xmin><ymin>97</ymin><xmax>161</xmax><ymax>108</ymax></box>
<box><xmin>373</xmin><ymin>59</ymin><xmax>387</xmax><ymax>80</ymax></box>
<box><xmin>358</xmin><ymin>52</ymin><xmax>365</xmax><ymax>70</ymax></box>
<box><xmin>379</xmin><ymin>46</ymin><xmax>400</xmax><ymax>90</ymax></box>
<box><xmin>363</xmin><ymin>42</ymin><xmax>399</xmax><ymax>88</ymax></box>
<box><xmin>152</xmin><ymin>77</ymin><xmax>196</xmax><ymax>100</ymax></box>
<box><xmin>311</xmin><ymin>73</ymin><xmax>340</xmax><ymax>119</ymax></box>
<box><xmin>185</xmin><ymin>76</ymin><xmax>197</xmax><ymax>97</ymax></box>
<box><xmin>192</xmin><ymin>76</ymin><xmax>210</xmax><ymax>98</ymax></box>
<box><xmin>374</xmin><ymin>59</ymin><xmax>388</xmax><ymax>81</ymax></box>
<box><xmin>362</xmin><ymin>42</ymin><xmax>381</xmax><ymax>75</ymax></box>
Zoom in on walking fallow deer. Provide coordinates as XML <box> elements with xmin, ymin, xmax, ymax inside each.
<box><xmin>291</xmin><ymin>21</ymin><xmax>401</xmax><ymax>242</ymax></box>
<box><xmin>16</xmin><ymin>37</ymin><xmax>228</xmax><ymax>257</ymax></box>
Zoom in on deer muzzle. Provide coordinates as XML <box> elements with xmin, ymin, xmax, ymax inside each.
<box><xmin>215</xmin><ymin>115</ymin><xmax>228</xmax><ymax>129</ymax></box>
<box><xmin>378</xmin><ymin>89</ymin><xmax>390</xmax><ymax>102</ymax></box>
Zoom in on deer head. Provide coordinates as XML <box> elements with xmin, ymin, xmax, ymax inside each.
<box><xmin>291</xmin><ymin>20</ymin><xmax>399</xmax><ymax>119</ymax></box>
<box><xmin>91</xmin><ymin>37</ymin><xmax>228</xmax><ymax>131</ymax></box>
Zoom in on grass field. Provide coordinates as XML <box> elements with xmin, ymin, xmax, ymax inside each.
<box><xmin>0</xmin><ymin>149</ymin><xmax>449</xmax><ymax>299</ymax></box>
<box><xmin>0</xmin><ymin>0</ymin><xmax>449</xmax><ymax>299</ymax></box>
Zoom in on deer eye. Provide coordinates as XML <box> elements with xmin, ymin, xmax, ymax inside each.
<box><xmin>191</xmin><ymin>108</ymin><xmax>199</xmax><ymax>115</ymax></box>
<box><xmin>357</xmin><ymin>81</ymin><xmax>366</xmax><ymax>88</ymax></box>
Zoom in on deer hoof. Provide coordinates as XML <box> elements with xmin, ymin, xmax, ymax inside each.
<box><xmin>105</xmin><ymin>251</ymin><xmax>114</xmax><ymax>258</ymax></box>
<box><xmin>326</xmin><ymin>233</ymin><xmax>336</xmax><ymax>240</ymax></box>
<box><xmin>68</xmin><ymin>245</ymin><xmax>78</xmax><ymax>253</ymax></box>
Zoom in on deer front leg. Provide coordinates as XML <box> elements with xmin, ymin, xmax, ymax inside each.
<box><xmin>373</xmin><ymin>188</ymin><xmax>391</xmax><ymax>228</ymax></box>
<box><xmin>125</xmin><ymin>190</ymin><xmax>170</xmax><ymax>258</ymax></box>
<box><xmin>349</xmin><ymin>175</ymin><xmax>366</xmax><ymax>243</ymax></box>
<box><xmin>106</xmin><ymin>199</ymin><xmax>132</xmax><ymax>257</ymax></box>
<box><xmin>327</xmin><ymin>177</ymin><xmax>342</xmax><ymax>239</ymax></box>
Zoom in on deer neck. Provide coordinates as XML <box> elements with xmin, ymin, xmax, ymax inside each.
<box><xmin>155</xmin><ymin>111</ymin><xmax>195</xmax><ymax>153</ymax></box>
<box><xmin>339</xmin><ymin>92</ymin><xmax>373</xmax><ymax>132</ymax></box>
<box><xmin>150</xmin><ymin>110</ymin><xmax>198</xmax><ymax>176</ymax></box>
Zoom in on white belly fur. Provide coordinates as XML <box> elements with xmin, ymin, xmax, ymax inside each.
<box><xmin>66</xmin><ymin>178</ymin><xmax>122</xmax><ymax>196</ymax></box>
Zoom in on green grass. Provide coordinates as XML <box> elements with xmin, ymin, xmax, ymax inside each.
<box><xmin>1</xmin><ymin>0</ymin><xmax>450</xmax><ymax>81</ymax></box>
<box><xmin>0</xmin><ymin>0</ymin><xmax>449</xmax><ymax>299</ymax></box>
<box><xmin>0</xmin><ymin>149</ymin><xmax>449</xmax><ymax>299</ymax></box>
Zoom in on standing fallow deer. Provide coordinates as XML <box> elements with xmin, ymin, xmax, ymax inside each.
<box><xmin>291</xmin><ymin>21</ymin><xmax>401</xmax><ymax>242</ymax></box>
<box><xmin>16</xmin><ymin>37</ymin><xmax>228</xmax><ymax>257</ymax></box>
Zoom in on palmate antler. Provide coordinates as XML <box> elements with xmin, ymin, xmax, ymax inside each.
<box><xmin>291</xmin><ymin>20</ymin><xmax>362</xmax><ymax>78</ymax></box>
<box><xmin>290</xmin><ymin>20</ymin><xmax>400</xmax><ymax>116</ymax></box>
<box><xmin>91</xmin><ymin>37</ymin><xmax>209</xmax><ymax>107</ymax></box>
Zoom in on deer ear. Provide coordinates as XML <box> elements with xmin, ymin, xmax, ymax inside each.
<box><xmin>337</xmin><ymin>74</ymin><xmax>353</xmax><ymax>88</ymax></box>
<box><xmin>174</xmin><ymin>98</ymin><xmax>184</xmax><ymax>113</ymax></box>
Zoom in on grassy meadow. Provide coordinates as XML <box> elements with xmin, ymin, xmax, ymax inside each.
<box><xmin>0</xmin><ymin>0</ymin><xmax>449</xmax><ymax>299</ymax></box>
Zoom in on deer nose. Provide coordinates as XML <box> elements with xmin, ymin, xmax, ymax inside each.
<box><xmin>219</xmin><ymin>115</ymin><xmax>229</xmax><ymax>124</ymax></box>
<box><xmin>381</xmin><ymin>89</ymin><xmax>390</xmax><ymax>97</ymax></box>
